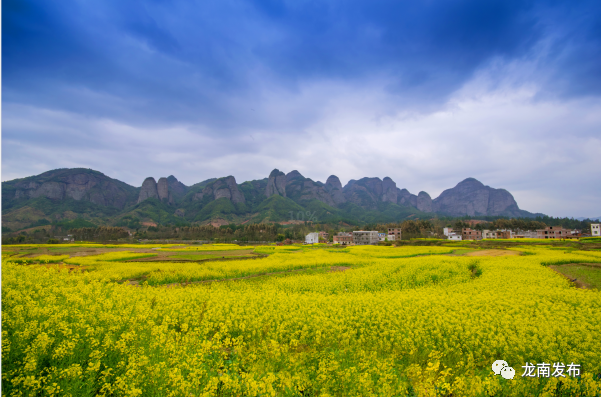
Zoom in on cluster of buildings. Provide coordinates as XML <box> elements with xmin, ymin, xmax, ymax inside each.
<box><xmin>444</xmin><ymin>224</ymin><xmax>601</xmax><ymax>241</ymax></box>
<box><xmin>304</xmin><ymin>223</ymin><xmax>600</xmax><ymax>244</ymax></box>
<box><xmin>306</xmin><ymin>228</ymin><xmax>402</xmax><ymax>245</ymax></box>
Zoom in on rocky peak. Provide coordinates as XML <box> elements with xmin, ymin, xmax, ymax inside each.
<box><xmin>3</xmin><ymin>168</ymin><xmax>136</xmax><ymax>209</ymax></box>
<box><xmin>381</xmin><ymin>177</ymin><xmax>398</xmax><ymax>203</ymax></box>
<box><xmin>397</xmin><ymin>188</ymin><xmax>418</xmax><ymax>207</ymax></box>
<box><xmin>166</xmin><ymin>175</ymin><xmax>188</xmax><ymax>196</ymax></box>
<box><xmin>137</xmin><ymin>177</ymin><xmax>159</xmax><ymax>203</ymax></box>
<box><xmin>432</xmin><ymin>177</ymin><xmax>519</xmax><ymax>216</ymax></box>
<box><xmin>266</xmin><ymin>169</ymin><xmax>287</xmax><ymax>198</ymax></box>
<box><xmin>194</xmin><ymin>176</ymin><xmax>246</xmax><ymax>204</ymax></box>
<box><xmin>157</xmin><ymin>177</ymin><xmax>175</xmax><ymax>205</ymax></box>
<box><xmin>416</xmin><ymin>191</ymin><xmax>433</xmax><ymax>212</ymax></box>
<box><xmin>157</xmin><ymin>178</ymin><xmax>169</xmax><ymax>201</ymax></box>
<box><xmin>286</xmin><ymin>170</ymin><xmax>304</xmax><ymax>182</ymax></box>
<box><xmin>324</xmin><ymin>175</ymin><xmax>346</xmax><ymax>205</ymax></box>
<box><xmin>325</xmin><ymin>175</ymin><xmax>343</xmax><ymax>191</ymax></box>
<box><xmin>456</xmin><ymin>178</ymin><xmax>485</xmax><ymax>189</ymax></box>
<box><xmin>342</xmin><ymin>178</ymin><xmax>382</xmax><ymax>209</ymax></box>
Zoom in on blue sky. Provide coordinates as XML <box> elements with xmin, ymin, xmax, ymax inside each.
<box><xmin>3</xmin><ymin>0</ymin><xmax>601</xmax><ymax>217</ymax></box>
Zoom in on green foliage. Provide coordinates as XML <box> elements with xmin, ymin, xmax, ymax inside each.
<box><xmin>70</xmin><ymin>227</ymin><xmax>129</xmax><ymax>241</ymax></box>
<box><xmin>124</xmin><ymin>198</ymin><xmax>185</xmax><ymax>225</ymax></box>
<box><xmin>47</xmin><ymin>238</ymin><xmax>60</xmax><ymax>244</ymax></box>
<box><xmin>467</xmin><ymin>260</ymin><xmax>483</xmax><ymax>278</ymax></box>
<box><xmin>193</xmin><ymin>198</ymin><xmax>247</xmax><ymax>222</ymax></box>
<box><xmin>54</xmin><ymin>218</ymin><xmax>97</xmax><ymax>229</ymax></box>
<box><xmin>250</xmin><ymin>195</ymin><xmax>306</xmax><ymax>222</ymax></box>
<box><xmin>115</xmin><ymin>215</ymin><xmax>142</xmax><ymax>229</ymax></box>
<box><xmin>29</xmin><ymin>218</ymin><xmax>52</xmax><ymax>228</ymax></box>
<box><xmin>7</xmin><ymin>196</ymin><xmax>120</xmax><ymax>221</ymax></box>
<box><xmin>238</xmin><ymin>179</ymin><xmax>268</xmax><ymax>209</ymax></box>
<box><xmin>581</xmin><ymin>237</ymin><xmax>601</xmax><ymax>243</ymax></box>
<box><xmin>336</xmin><ymin>202</ymin><xmax>424</xmax><ymax>224</ymax></box>
<box><xmin>299</xmin><ymin>200</ymin><xmax>351</xmax><ymax>224</ymax></box>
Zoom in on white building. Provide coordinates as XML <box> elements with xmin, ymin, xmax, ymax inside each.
<box><xmin>305</xmin><ymin>232</ymin><xmax>319</xmax><ymax>244</ymax></box>
<box><xmin>482</xmin><ymin>230</ymin><xmax>497</xmax><ymax>239</ymax></box>
<box><xmin>377</xmin><ymin>233</ymin><xmax>396</xmax><ymax>242</ymax></box>
<box><xmin>353</xmin><ymin>231</ymin><xmax>379</xmax><ymax>245</ymax></box>
<box><xmin>443</xmin><ymin>227</ymin><xmax>453</xmax><ymax>236</ymax></box>
<box><xmin>447</xmin><ymin>233</ymin><xmax>462</xmax><ymax>241</ymax></box>
<box><xmin>592</xmin><ymin>224</ymin><xmax>600</xmax><ymax>237</ymax></box>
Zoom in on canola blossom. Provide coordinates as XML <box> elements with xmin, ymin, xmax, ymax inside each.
<box><xmin>2</xmin><ymin>244</ymin><xmax>601</xmax><ymax>396</ymax></box>
<box><xmin>6</xmin><ymin>254</ymin><xmax>71</xmax><ymax>264</ymax></box>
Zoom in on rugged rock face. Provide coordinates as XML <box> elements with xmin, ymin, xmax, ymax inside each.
<box><xmin>195</xmin><ymin>176</ymin><xmax>246</xmax><ymax>204</ymax></box>
<box><xmin>157</xmin><ymin>178</ymin><xmax>170</xmax><ymax>203</ymax></box>
<box><xmin>397</xmin><ymin>188</ymin><xmax>418</xmax><ymax>207</ymax></box>
<box><xmin>416</xmin><ymin>191</ymin><xmax>433</xmax><ymax>212</ymax></box>
<box><xmin>432</xmin><ymin>178</ymin><xmax>519</xmax><ymax>216</ymax></box>
<box><xmin>382</xmin><ymin>177</ymin><xmax>398</xmax><ymax>203</ymax></box>
<box><xmin>284</xmin><ymin>170</ymin><xmax>336</xmax><ymax>206</ymax></box>
<box><xmin>286</xmin><ymin>170</ymin><xmax>304</xmax><ymax>183</ymax></box>
<box><xmin>325</xmin><ymin>175</ymin><xmax>346</xmax><ymax>205</ymax></box>
<box><xmin>299</xmin><ymin>180</ymin><xmax>336</xmax><ymax>206</ymax></box>
<box><xmin>167</xmin><ymin>175</ymin><xmax>187</xmax><ymax>196</ymax></box>
<box><xmin>343</xmin><ymin>179</ymin><xmax>380</xmax><ymax>209</ymax></box>
<box><xmin>138</xmin><ymin>177</ymin><xmax>159</xmax><ymax>203</ymax></box>
<box><xmin>361</xmin><ymin>178</ymin><xmax>383</xmax><ymax>198</ymax></box>
<box><xmin>5</xmin><ymin>169</ymin><xmax>135</xmax><ymax>209</ymax></box>
<box><xmin>266</xmin><ymin>169</ymin><xmax>287</xmax><ymax>198</ymax></box>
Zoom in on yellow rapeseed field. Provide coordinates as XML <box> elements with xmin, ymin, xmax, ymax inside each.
<box><xmin>2</xmin><ymin>244</ymin><xmax>600</xmax><ymax>396</ymax></box>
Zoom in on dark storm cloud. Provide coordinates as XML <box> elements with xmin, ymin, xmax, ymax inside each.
<box><xmin>4</xmin><ymin>0</ymin><xmax>601</xmax><ymax>133</ymax></box>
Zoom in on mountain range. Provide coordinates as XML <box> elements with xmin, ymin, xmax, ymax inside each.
<box><xmin>1</xmin><ymin>168</ymin><xmax>541</xmax><ymax>232</ymax></box>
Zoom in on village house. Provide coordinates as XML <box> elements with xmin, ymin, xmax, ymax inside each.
<box><xmin>447</xmin><ymin>233</ymin><xmax>462</xmax><ymax>241</ymax></box>
<box><xmin>512</xmin><ymin>230</ymin><xmax>538</xmax><ymax>239</ymax></box>
<box><xmin>305</xmin><ymin>232</ymin><xmax>319</xmax><ymax>244</ymax></box>
<box><xmin>592</xmin><ymin>224</ymin><xmax>600</xmax><ymax>237</ymax></box>
<box><xmin>443</xmin><ymin>227</ymin><xmax>453</xmax><ymax>236</ymax></box>
<box><xmin>496</xmin><ymin>230</ymin><xmax>512</xmax><ymax>239</ymax></box>
<box><xmin>462</xmin><ymin>228</ymin><xmax>482</xmax><ymax>240</ymax></box>
<box><xmin>388</xmin><ymin>228</ymin><xmax>402</xmax><ymax>241</ymax></box>
<box><xmin>333</xmin><ymin>232</ymin><xmax>353</xmax><ymax>245</ymax></box>
<box><xmin>318</xmin><ymin>231</ymin><xmax>329</xmax><ymax>241</ymax></box>
<box><xmin>352</xmin><ymin>231</ymin><xmax>379</xmax><ymax>245</ymax></box>
<box><xmin>536</xmin><ymin>226</ymin><xmax>571</xmax><ymax>239</ymax></box>
<box><xmin>482</xmin><ymin>230</ymin><xmax>497</xmax><ymax>239</ymax></box>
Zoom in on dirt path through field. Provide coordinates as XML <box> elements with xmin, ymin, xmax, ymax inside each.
<box><xmin>464</xmin><ymin>249</ymin><xmax>521</xmax><ymax>257</ymax></box>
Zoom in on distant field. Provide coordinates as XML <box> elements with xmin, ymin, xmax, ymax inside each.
<box><xmin>2</xmin><ymin>242</ymin><xmax>601</xmax><ymax>396</ymax></box>
<box><xmin>167</xmin><ymin>253</ymin><xmax>258</xmax><ymax>261</ymax></box>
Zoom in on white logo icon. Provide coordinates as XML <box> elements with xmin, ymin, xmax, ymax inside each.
<box><xmin>492</xmin><ymin>360</ymin><xmax>515</xmax><ymax>379</ymax></box>
<box><xmin>492</xmin><ymin>360</ymin><xmax>508</xmax><ymax>375</ymax></box>
<box><xmin>501</xmin><ymin>366</ymin><xmax>516</xmax><ymax>379</ymax></box>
